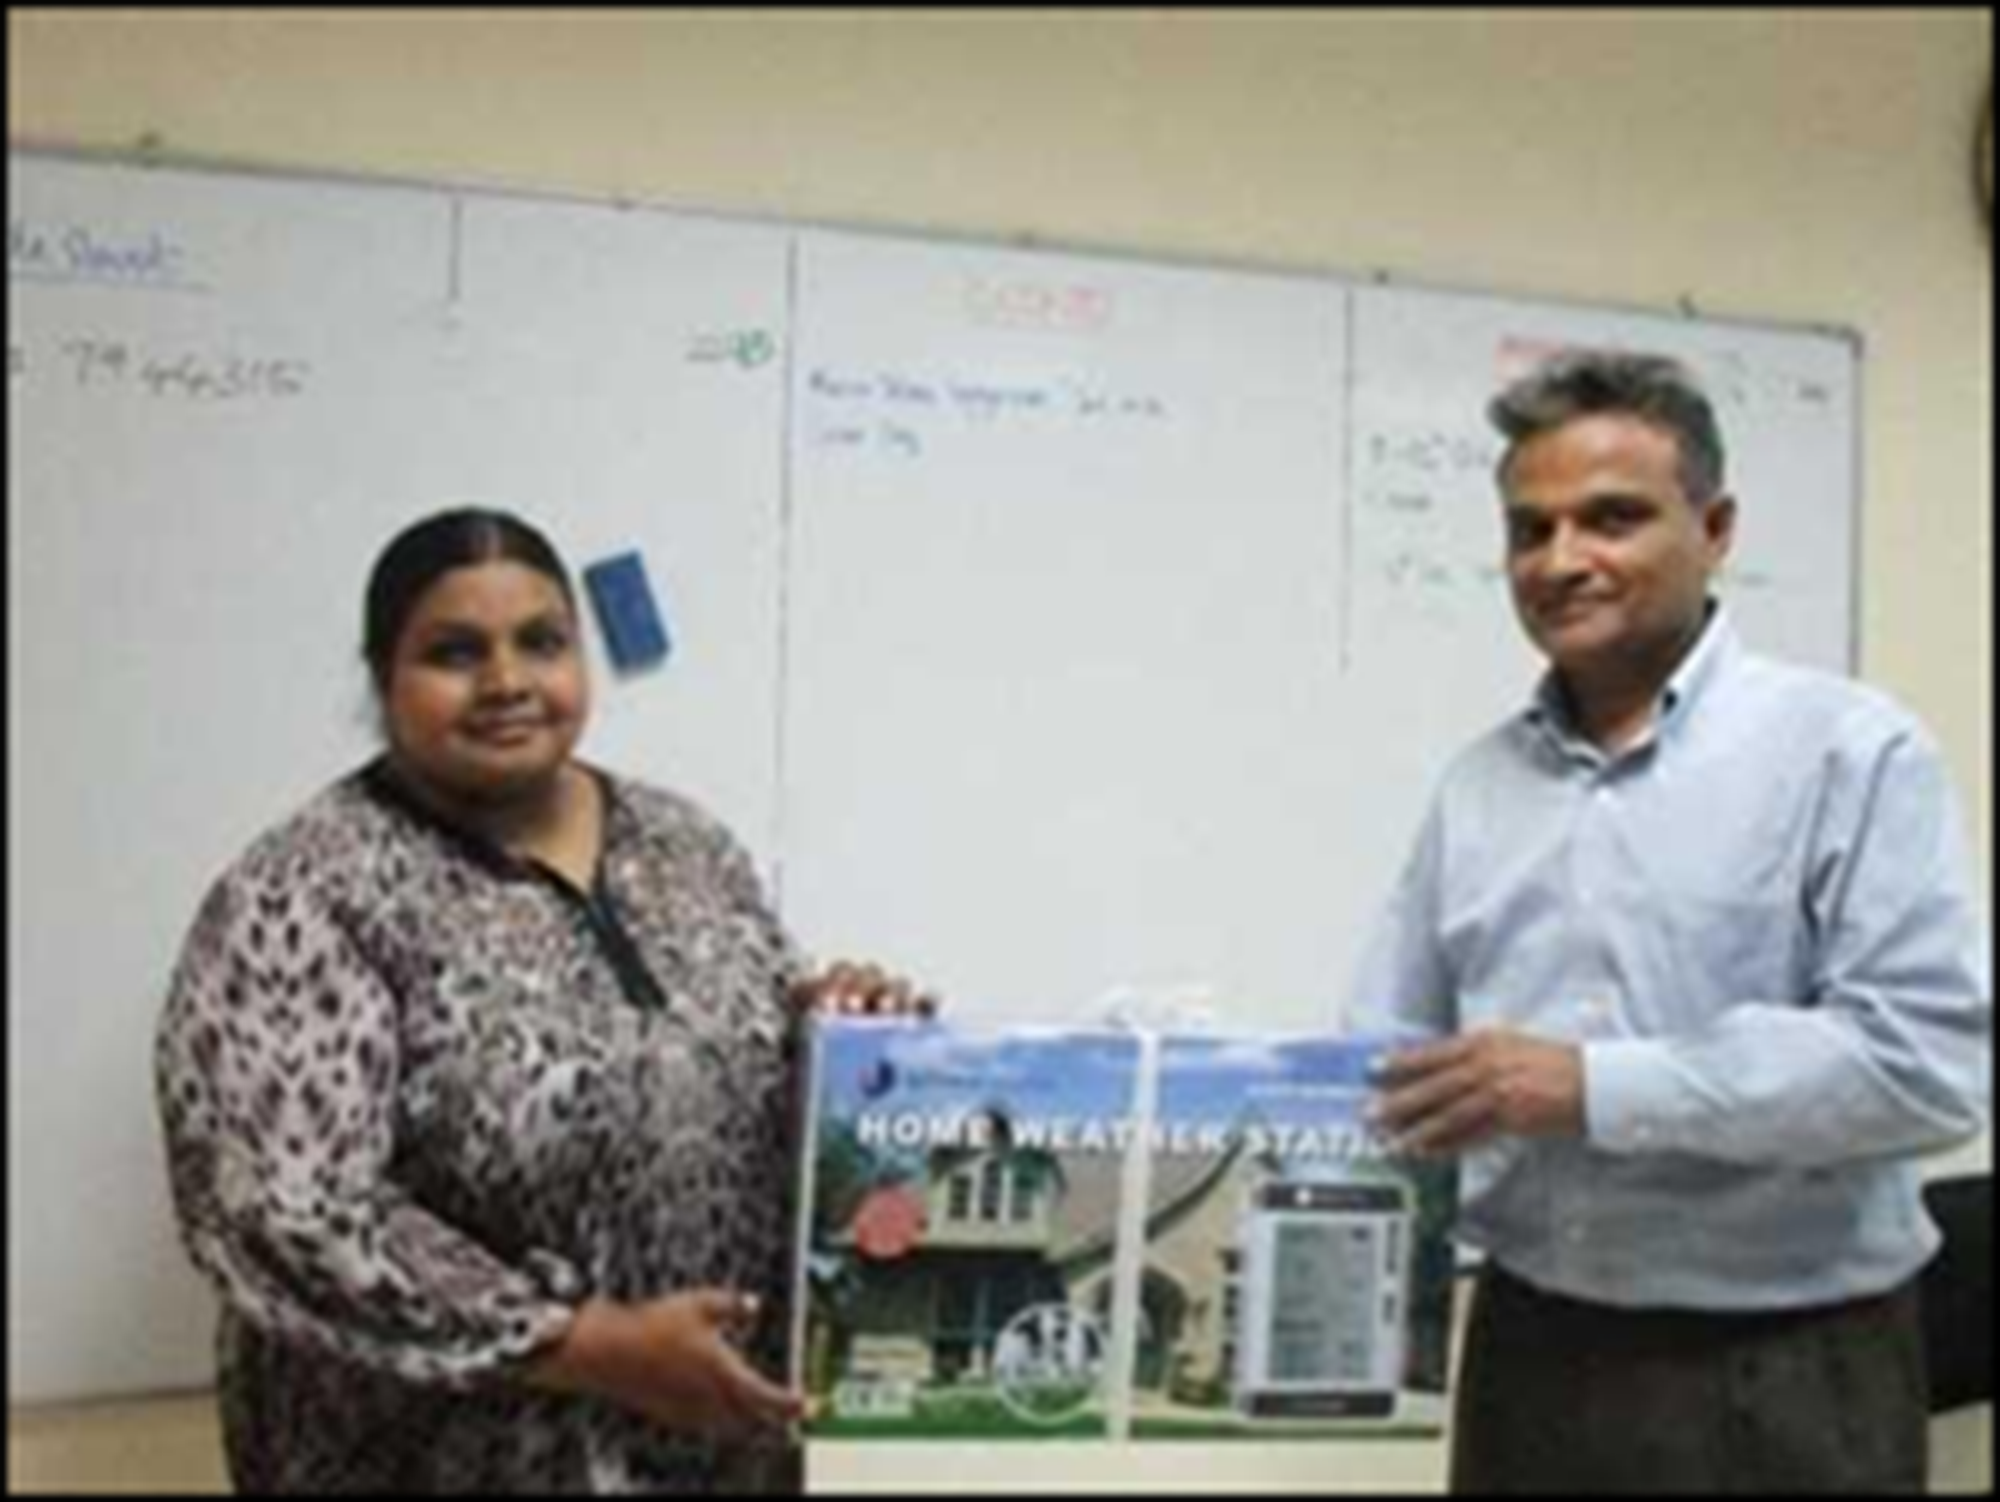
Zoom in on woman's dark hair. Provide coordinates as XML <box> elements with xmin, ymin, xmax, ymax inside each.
<box><xmin>363</xmin><ymin>508</ymin><xmax>576</xmax><ymax>693</ymax></box>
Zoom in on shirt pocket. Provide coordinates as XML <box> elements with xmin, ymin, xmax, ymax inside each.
<box><xmin>1641</xmin><ymin>824</ymin><xmax>1811</xmax><ymax>1003</ymax></box>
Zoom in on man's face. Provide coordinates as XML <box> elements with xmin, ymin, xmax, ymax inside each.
<box><xmin>1500</xmin><ymin>413</ymin><xmax>1735</xmax><ymax>684</ymax></box>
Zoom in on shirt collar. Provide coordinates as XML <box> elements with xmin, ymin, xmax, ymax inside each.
<box><xmin>360</xmin><ymin>756</ymin><xmax>624</xmax><ymax>888</ymax></box>
<box><xmin>1659</xmin><ymin>601</ymin><xmax>1738</xmax><ymax>721</ymax></box>
<box><xmin>1526</xmin><ymin>601</ymin><xmax>1738</xmax><ymax>758</ymax></box>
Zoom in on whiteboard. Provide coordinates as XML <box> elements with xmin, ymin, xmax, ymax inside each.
<box><xmin>7</xmin><ymin>152</ymin><xmax>1858</xmax><ymax>1402</ymax></box>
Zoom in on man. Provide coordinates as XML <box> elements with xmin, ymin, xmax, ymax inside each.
<box><xmin>1351</xmin><ymin>350</ymin><xmax>1990</xmax><ymax>1492</ymax></box>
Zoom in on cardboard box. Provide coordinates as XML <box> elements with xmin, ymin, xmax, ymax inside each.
<box><xmin>792</xmin><ymin>1019</ymin><xmax>1455</xmax><ymax>1440</ymax></box>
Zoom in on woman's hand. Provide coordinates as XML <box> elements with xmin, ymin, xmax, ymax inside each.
<box><xmin>792</xmin><ymin>959</ymin><xmax>938</xmax><ymax>1019</ymax></box>
<box><xmin>527</xmin><ymin>1289</ymin><xmax>802</xmax><ymax>1440</ymax></box>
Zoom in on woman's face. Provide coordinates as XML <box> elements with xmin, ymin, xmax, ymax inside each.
<box><xmin>382</xmin><ymin>560</ymin><xmax>590</xmax><ymax>807</ymax></box>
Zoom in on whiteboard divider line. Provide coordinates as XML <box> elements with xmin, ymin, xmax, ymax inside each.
<box><xmin>446</xmin><ymin>195</ymin><xmax>464</xmax><ymax>307</ymax></box>
<box><xmin>769</xmin><ymin>231</ymin><xmax>804</xmax><ymax>911</ymax></box>
<box><xmin>1337</xmin><ymin>284</ymin><xmax>1359</xmax><ymax>676</ymax></box>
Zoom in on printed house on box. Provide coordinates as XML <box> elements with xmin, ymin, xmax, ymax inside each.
<box><xmin>816</xmin><ymin>1111</ymin><xmax>1288</xmax><ymax>1399</ymax></box>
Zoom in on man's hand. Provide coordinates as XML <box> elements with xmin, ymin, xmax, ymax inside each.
<box><xmin>1371</xmin><ymin>1028</ymin><xmax>1585</xmax><ymax>1156</ymax></box>
<box><xmin>792</xmin><ymin>960</ymin><xmax>938</xmax><ymax>1019</ymax></box>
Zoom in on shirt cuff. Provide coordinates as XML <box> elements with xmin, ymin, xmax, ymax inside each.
<box><xmin>1581</xmin><ymin>1039</ymin><xmax>1676</xmax><ymax>1155</ymax></box>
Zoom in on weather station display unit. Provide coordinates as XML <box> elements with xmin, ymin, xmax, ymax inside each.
<box><xmin>1236</xmin><ymin>1179</ymin><xmax>1411</xmax><ymax>1420</ymax></box>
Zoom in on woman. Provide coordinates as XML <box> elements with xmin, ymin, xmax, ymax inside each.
<box><xmin>157</xmin><ymin>508</ymin><xmax>925</xmax><ymax>1492</ymax></box>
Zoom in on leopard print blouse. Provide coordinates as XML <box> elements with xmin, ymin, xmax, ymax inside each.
<box><xmin>157</xmin><ymin>762</ymin><xmax>805</xmax><ymax>1493</ymax></box>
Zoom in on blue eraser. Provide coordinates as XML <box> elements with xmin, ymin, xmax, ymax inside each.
<box><xmin>583</xmin><ymin>551</ymin><xmax>671</xmax><ymax>672</ymax></box>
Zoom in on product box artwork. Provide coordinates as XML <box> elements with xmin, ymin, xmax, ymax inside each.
<box><xmin>792</xmin><ymin>1017</ymin><xmax>1456</xmax><ymax>1440</ymax></box>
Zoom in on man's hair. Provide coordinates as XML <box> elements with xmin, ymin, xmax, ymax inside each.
<box><xmin>1487</xmin><ymin>349</ymin><xmax>1727</xmax><ymax>504</ymax></box>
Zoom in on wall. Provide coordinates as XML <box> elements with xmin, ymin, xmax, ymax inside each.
<box><xmin>8</xmin><ymin>7</ymin><xmax>1990</xmax><ymax>1491</ymax></box>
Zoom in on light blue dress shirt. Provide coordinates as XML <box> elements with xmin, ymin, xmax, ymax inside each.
<box><xmin>1349</xmin><ymin>609</ymin><xmax>1991</xmax><ymax>1310</ymax></box>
